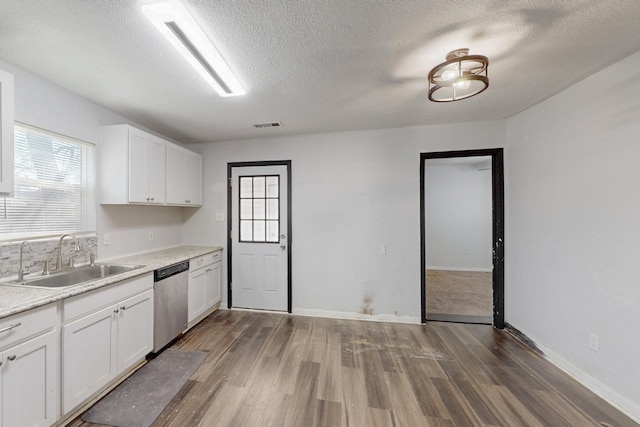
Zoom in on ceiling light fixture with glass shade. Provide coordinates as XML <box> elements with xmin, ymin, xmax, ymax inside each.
<box><xmin>428</xmin><ymin>48</ymin><xmax>489</xmax><ymax>102</ymax></box>
<box><xmin>142</xmin><ymin>0</ymin><xmax>246</xmax><ymax>97</ymax></box>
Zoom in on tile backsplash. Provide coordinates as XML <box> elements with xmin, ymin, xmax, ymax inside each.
<box><xmin>0</xmin><ymin>235</ymin><xmax>98</xmax><ymax>279</ymax></box>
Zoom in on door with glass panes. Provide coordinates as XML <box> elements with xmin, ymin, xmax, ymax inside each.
<box><xmin>230</xmin><ymin>164</ymin><xmax>288</xmax><ymax>311</ymax></box>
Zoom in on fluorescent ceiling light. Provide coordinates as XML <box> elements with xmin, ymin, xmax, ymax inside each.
<box><xmin>142</xmin><ymin>0</ymin><xmax>246</xmax><ymax>97</ymax></box>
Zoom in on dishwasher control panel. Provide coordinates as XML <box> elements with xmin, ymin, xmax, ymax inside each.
<box><xmin>154</xmin><ymin>261</ymin><xmax>190</xmax><ymax>282</ymax></box>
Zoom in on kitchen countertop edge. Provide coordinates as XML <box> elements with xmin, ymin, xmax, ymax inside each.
<box><xmin>0</xmin><ymin>245</ymin><xmax>222</xmax><ymax>320</ymax></box>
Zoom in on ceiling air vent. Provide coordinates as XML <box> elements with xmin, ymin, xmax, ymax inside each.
<box><xmin>253</xmin><ymin>122</ymin><xmax>282</xmax><ymax>128</ymax></box>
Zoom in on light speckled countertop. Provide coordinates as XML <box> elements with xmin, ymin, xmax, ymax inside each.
<box><xmin>0</xmin><ymin>245</ymin><xmax>222</xmax><ymax>319</ymax></box>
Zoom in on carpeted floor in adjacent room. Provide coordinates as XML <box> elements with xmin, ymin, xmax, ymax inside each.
<box><xmin>426</xmin><ymin>269</ymin><xmax>493</xmax><ymax>318</ymax></box>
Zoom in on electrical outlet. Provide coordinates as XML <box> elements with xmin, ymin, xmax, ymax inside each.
<box><xmin>589</xmin><ymin>333</ymin><xmax>599</xmax><ymax>352</ymax></box>
<box><xmin>381</xmin><ymin>244</ymin><xmax>387</xmax><ymax>255</ymax></box>
<box><xmin>103</xmin><ymin>233</ymin><xmax>110</xmax><ymax>246</ymax></box>
<box><xmin>148</xmin><ymin>231</ymin><xmax>154</xmax><ymax>242</ymax></box>
<box><xmin>215</xmin><ymin>212</ymin><xmax>225</xmax><ymax>222</ymax></box>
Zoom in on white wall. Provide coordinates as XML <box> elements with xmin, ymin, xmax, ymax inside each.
<box><xmin>505</xmin><ymin>50</ymin><xmax>640</xmax><ymax>420</ymax></box>
<box><xmin>98</xmin><ymin>205</ymin><xmax>184</xmax><ymax>259</ymax></box>
<box><xmin>425</xmin><ymin>161</ymin><xmax>492</xmax><ymax>271</ymax></box>
<box><xmin>183</xmin><ymin>121</ymin><xmax>505</xmax><ymax>321</ymax></box>
<box><xmin>0</xmin><ymin>59</ymin><xmax>185</xmax><ymax>259</ymax></box>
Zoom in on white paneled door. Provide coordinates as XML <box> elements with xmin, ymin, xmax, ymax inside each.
<box><xmin>231</xmin><ymin>164</ymin><xmax>289</xmax><ymax>311</ymax></box>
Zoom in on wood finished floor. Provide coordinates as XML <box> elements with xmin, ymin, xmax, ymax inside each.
<box><xmin>70</xmin><ymin>310</ymin><xmax>638</xmax><ymax>427</ymax></box>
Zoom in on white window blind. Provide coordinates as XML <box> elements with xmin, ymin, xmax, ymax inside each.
<box><xmin>0</xmin><ymin>124</ymin><xmax>96</xmax><ymax>239</ymax></box>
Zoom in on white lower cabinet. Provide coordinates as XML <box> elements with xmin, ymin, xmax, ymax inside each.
<box><xmin>0</xmin><ymin>304</ymin><xmax>58</xmax><ymax>427</ymax></box>
<box><xmin>61</xmin><ymin>274</ymin><xmax>153</xmax><ymax>415</ymax></box>
<box><xmin>188</xmin><ymin>267</ymin><xmax>208</xmax><ymax>322</ymax></box>
<box><xmin>62</xmin><ymin>305</ymin><xmax>117</xmax><ymax>414</ymax></box>
<box><xmin>206</xmin><ymin>261</ymin><xmax>221</xmax><ymax>309</ymax></box>
<box><xmin>1</xmin><ymin>331</ymin><xmax>57</xmax><ymax>427</ymax></box>
<box><xmin>188</xmin><ymin>251</ymin><xmax>222</xmax><ymax>327</ymax></box>
<box><xmin>0</xmin><ymin>253</ymin><xmax>221</xmax><ymax>426</ymax></box>
<box><xmin>116</xmin><ymin>291</ymin><xmax>154</xmax><ymax>370</ymax></box>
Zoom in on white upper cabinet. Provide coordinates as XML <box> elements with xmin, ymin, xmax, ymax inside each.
<box><xmin>100</xmin><ymin>125</ymin><xmax>166</xmax><ymax>205</ymax></box>
<box><xmin>147</xmin><ymin>136</ymin><xmax>167</xmax><ymax>204</ymax></box>
<box><xmin>100</xmin><ymin>124</ymin><xmax>202</xmax><ymax>207</ymax></box>
<box><xmin>184</xmin><ymin>149</ymin><xmax>203</xmax><ymax>206</ymax></box>
<box><xmin>127</xmin><ymin>131</ymin><xmax>166</xmax><ymax>204</ymax></box>
<box><xmin>166</xmin><ymin>143</ymin><xmax>203</xmax><ymax>206</ymax></box>
<box><xmin>0</xmin><ymin>69</ymin><xmax>15</xmax><ymax>196</ymax></box>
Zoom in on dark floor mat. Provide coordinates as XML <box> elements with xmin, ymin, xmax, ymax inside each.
<box><xmin>81</xmin><ymin>349</ymin><xmax>208</xmax><ymax>427</ymax></box>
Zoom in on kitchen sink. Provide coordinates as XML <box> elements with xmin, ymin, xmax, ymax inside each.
<box><xmin>16</xmin><ymin>263</ymin><xmax>144</xmax><ymax>289</ymax></box>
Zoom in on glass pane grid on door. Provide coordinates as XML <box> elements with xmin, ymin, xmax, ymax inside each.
<box><xmin>239</xmin><ymin>175</ymin><xmax>279</xmax><ymax>243</ymax></box>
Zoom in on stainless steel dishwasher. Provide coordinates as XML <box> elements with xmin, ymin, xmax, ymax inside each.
<box><xmin>153</xmin><ymin>260</ymin><xmax>189</xmax><ymax>352</ymax></box>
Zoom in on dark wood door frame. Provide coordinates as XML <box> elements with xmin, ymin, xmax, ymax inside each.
<box><xmin>420</xmin><ymin>149</ymin><xmax>505</xmax><ymax>328</ymax></box>
<box><xmin>227</xmin><ymin>160</ymin><xmax>293</xmax><ymax>313</ymax></box>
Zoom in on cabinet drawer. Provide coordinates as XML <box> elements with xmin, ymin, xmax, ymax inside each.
<box><xmin>190</xmin><ymin>253</ymin><xmax>216</xmax><ymax>270</ymax></box>
<box><xmin>64</xmin><ymin>273</ymin><xmax>153</xmax><ymax>322</ymax></box>
<box><xmin>0</xmin><ymin>303</ymin><xmax>57</xmax><ymax>350</ymax></box>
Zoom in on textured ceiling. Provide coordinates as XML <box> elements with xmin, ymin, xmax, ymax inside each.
<box><xmin>0</xmin><ymin>0</ymin><xmax>639</xmax><ymax>143</ymax></box>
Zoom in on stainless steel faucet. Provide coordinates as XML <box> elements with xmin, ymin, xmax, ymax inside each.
<box><xmin>17</xmin><ymin>240</ymin><xmax>32</xmax><ymax>282</ymax></box>
<box><xmin>56</xmin><ymin>233</ymin><xmax>80</xmax><ymax>271</ymax></box>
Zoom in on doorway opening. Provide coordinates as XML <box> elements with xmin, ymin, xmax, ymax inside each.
<box><xmin>227</xmin><ymin>161</ymin><xmax>292</xmax><ymax>312</ymax></box>
<box><xmin>420</xmin><ymin>149</ymin><xmax>504</xmax><ymax>328</ymax></box>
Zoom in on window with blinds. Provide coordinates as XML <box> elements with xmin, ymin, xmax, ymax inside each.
<box><xmin>0</xmin><ymin>124</ymin><xmax>96</xmax><ymax>239</ymax></box>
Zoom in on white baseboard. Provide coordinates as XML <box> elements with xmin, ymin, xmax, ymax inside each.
<box><xmin>427</xmin><ymin>266</ymin><xmax>492</xmax><ymax>272</ymax></box>
<box><xmin>292</xmin><ymin>308</ymin><xmax>421</xmax><ymax>324</ymax></box>
<box><xmin>539</xmin><ymin>344</ymin><xmax>640</xmax><ymax>423</ymax></box>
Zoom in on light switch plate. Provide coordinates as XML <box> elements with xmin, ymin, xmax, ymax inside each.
<box><xmin>103</xmin><ymin>233</ymin><xmax>110</xmax><ymax>246</ymax></box>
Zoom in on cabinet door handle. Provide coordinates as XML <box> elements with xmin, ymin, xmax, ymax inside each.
<box><xmin>120</xmin><ymin>306</ymin><xmax>126</xmax><ymax>311</ymax></box>
<box><xmin>151</xmin><ymin>197</ymin><xmax>155</xmax><ymax>201</ymax></box>
<box><xmin>114</xmin><ymin>309</ymin><xmax>119</xmax><ymax>314</ymax></box>
<box><xmin>0</xmin><ymin>323</ymin><xmax>21</xmax><ymax>333</ymax></box>
<box><xmin>7</xmin><ymin>355</ymin><xmax>16</xmax><ymax>361</ymax></box>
